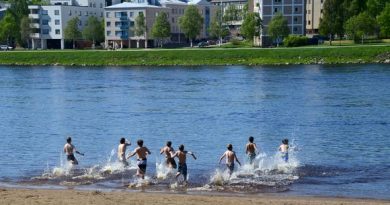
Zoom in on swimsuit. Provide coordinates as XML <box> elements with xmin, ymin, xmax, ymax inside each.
<box><xmin>137</xmin><ymin>158</ymin><xmax>147</xmax><ymax>173</ymax></box>
<box><xmin>248</xmin><ymin>153</ymin><xmax>256</xmax><ymax>164</ymax></box>
<box><xmin>281</xmin><ymin>152</ymin><xmax>289</xmax><ymax>162</ymax></box>
<box><xmin>227</xmin><ymin>162</ymin><xmax>234</xmax><ymax>173</ymax></box>
<box><xmin>178</xmin><ymin>163</ymin><xmax>187</xmax><ymax>177</ymax></box>
<box><xmin>166</xmin><ymin>158</ymin><xmax>177</xmax><ymax>169</ymax></box>
<box><xmin>67</xmin><ymin>154</ymin><xmax>76</xmax><ymax>162</ymax></box>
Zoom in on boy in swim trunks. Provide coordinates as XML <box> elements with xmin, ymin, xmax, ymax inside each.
<box><xmin>160</xmin><ymin>141</ymin><xmax>177</xmax><ymax>169</ymax></box>
<box><xmin>219</xmin><ymin>144</ymin><xmax>241</xmax><ymax>175</ymax></box>
<box><xmin>118</xmin><ymin>137</ymin><xmax>131</xmax><ymax>167</ymax></box>
<box><xmin>127</xmin><ymin>139</ymin><xmax>151</xmax><ymax>179</ymax></box>
<box><xmin>63</xmin><ymin>137</ymin><xmax>84</xmax><ymax>165</ymax></box>
<box><xmin>245</xmin><ymin>136</ymin><xmax>258</xmax><ymax>165</ymax></box>
<box><xmin>279</xmin><ymin>139</ymin><xmax>289</xmax><ymax>162</ymax></box>
<box><xmin>171</xmin><ymin>144</ymin><xmax>197</xmax><ymax>184</ymax></box>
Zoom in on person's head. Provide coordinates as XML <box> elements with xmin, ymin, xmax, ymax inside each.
<box><xmin>66</xmin><ymin>137</ymin><xmax>72</xmax><ymax>143</ymax></box>
<box><xmin>120</xmin><ymin>138</ymin><xmax>126</xmax><ymax>144</ymax></box>
<box><xmin>282</xmin><ymin>139</ymin><xmax>289</xmax><ymax>145</ymax></box>
<box><xmin>249</xmin><ymin>136</ymin><xmax>254</xmax><ymax>143</ymax></box>
<box><xmin>227</xmin><ymin>144</ymin><xmax>233</xmax><ymax>151</ymax></box>
<box><xmin>179</xmin><ymin>144</ymin><xmax>184</xmax><ymax>151</ymax></box>
<box><xmin>137</xmin><ymin>139</ymin><xmax>143</xmax><ymax>147</ymax></box>
<box><xmin>166</xmin><ymin>141</ymin><xmax>172</xmax><ymax>147</ymax></box>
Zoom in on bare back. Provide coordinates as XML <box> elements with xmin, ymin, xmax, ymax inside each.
<box><xmin>279</xmin><ymin>144</ymin><xmax>289</xmax><ymax>153</ymax></box>
<box><xmin>135</xmin><ymin>147</ymin><xmax>150</xmax><ymax>159</ymax></box>
<box><xmin>246</xmin><ymin>143</ymin><xmax>256</xmax><ymax>154</ymax></box>
<box><xmin>64</xmin><ymin>143</ymin><xmax>75</xmax><ymax>155</ymax></box>
<box><xmin>162</xmin><ymin>146</ymin><xmax>174</xmax><ymax>159</ymax></box>
<box><xmin>176</xmin><ymin>151</ymin><xmax>187</xmax><ymax>164</ymax></box>
<box><xmin>225</xmin><ymin>150</ymin><xmax>236</xmax><ymax>164</ymax></box>
<box><xmin>118</xmin><ymin>144</ymin><xmax>127</xmax><ymax>158</ymax></box>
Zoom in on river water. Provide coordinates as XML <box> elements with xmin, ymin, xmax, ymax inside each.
<box><xmin>0</xmin><ymin>65</ymin><xmax>389</xmax><ymax>199</ymax></box>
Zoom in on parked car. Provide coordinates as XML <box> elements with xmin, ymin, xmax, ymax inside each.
<box><xmin>198</xmin><ymin>41</ymin><xmax>208</xmax><ymax>48</ymax></box>
<box><xmin>0</xmin><ymin>45</ymin><xmax>13</xmax><ymax>51</ymax></box>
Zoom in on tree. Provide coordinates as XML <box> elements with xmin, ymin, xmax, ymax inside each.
<box><xmin>241</xmin><ymin>12</ymin><xmax>262</xmax><ymax>45</ymax></box>
<box><xmin>7</xmin><ymin>0</ymin><xmax>29</xmax><ymax>46</ymax></box>
<box><xmin>223</xmin><ymin>4</ymin><xmax>240</xmax><ymax>27</ymax></box>
<box><xmin>377</xmin><ymin>3</ymin><xmax>390</xmax><ymax>37</ymax></box>
<box><xmin>134</xmin><ymin>12</ymin><xmax>146</xmax><ymax>48</ymax></box>
<box><xmin>20</xmin><ymin>16</ymin><xmax>32</xmax><ymax>49</ymax></box>
<box><xmin>366</xmin><ymin>0</ymin><xmax>387</xmax><ymax>17</ymax></box>
<box><xmin>208</xmin><ymin>10</ymin><xmax>229</xmax><ymax>46</ymax></box>
<box><xmin>0</xmin><ymin>11</ymin><xmax>19</xmax><ymax>46</ymax></box>
<box><xmin>29</xmin><ymin>0</ymin><xmax>50</xmax><ymax>5</ymax></box>
<box><xmin>82</xmin><ymin>16</ymin><xmax>104</xmax><ymax>49</ymax></box>
<box><xmin>64</xmin><ymin>17</ymin><xmax>81</xmax><ymax>49</ymax></box>
<box><xmin>345</xmin><ymin>12</ymin><xmax>377</xmax><ymax>43</ymax></box>
<box><xmin>179</xmin><ymin>5</ymin><xmax>203</xmax><ymax>47</ymax></box>
<box><xmin>320</xmin><ymin>0</ymin><xmax>346</xmax><ymax>45</ymax></box>
<box><xmin>267</xmin><ymin>13</ymin><xmax>289</xmax><ymax>47</ymax></box>
<box><xmin>151</xmin><ymin>12</ymin><xmax>170</xmax><ymax>48</ymax></box>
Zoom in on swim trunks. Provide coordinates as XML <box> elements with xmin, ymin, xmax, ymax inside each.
<box><xmin>248</xmin><ymin>153</ymin><xmax>256</xmax><ymax>164</ymax></box>
<box><xmin>281</xmin><ymin>152</ymin><xmax>289</xmax><ymax>162</ymax></box>
<box><xmin>166</xmin><ymin>158</ymin><xmax>177</xmax><ymax>169</ymax></box>
<box><xmin>178</xmin><ymin>163</ymin><xmax>187</xmax><ymax>177</ymax></box>
<box><xmin>227</xmin><ymin>162</ymin><xmax>234</xmax><ymax>173</ymax></box>
<box><xmin>67</xmin><ymin>154</ymin><xmax>76</xmax><ymax>162</ymax></box>
<box><xmin>137</xmin><ymin>158</ymin><xmax>147</xmax><ymax>173</ymax></box>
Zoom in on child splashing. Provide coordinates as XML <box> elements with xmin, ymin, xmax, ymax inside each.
<box><xmin>279</xmin><ymin>139</ymin><xmax>289</xmax><ymax>163</ymax></box>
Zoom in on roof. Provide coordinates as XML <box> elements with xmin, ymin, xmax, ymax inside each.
<box><xmin>105</xmin><ymin>2</ymin><xmax>163</xmax><ymax>9</ymax></box>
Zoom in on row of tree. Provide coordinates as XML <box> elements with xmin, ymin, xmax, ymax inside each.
<box><xmin>320</xmin><ymin>0</ymin><xmax>390</xmax><ymax>43</ymax></box>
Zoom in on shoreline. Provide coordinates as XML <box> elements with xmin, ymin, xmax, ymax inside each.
<box><xmin>0</xmin><ymin>46</ymin><xmax>389</xmax><ymax>66</ymax></box>
<box><xmin>0</xmin><ymin>188</ymin><xmax>389</xmax><ymax>205</ymax></box>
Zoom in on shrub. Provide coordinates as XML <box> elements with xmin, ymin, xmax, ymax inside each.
<box><xmin>283</xmin><ymin>35</ymin><xmax>309</xmax><ymax>47</ymax></box>
<box><xmin>230</xmin><ymin>38</ymin><xmax>241</xmax><ymax>45</ymax></box>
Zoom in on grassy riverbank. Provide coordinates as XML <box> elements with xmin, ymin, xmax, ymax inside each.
<box><xmin>0</xmin><ymin>45</ymin><xmax>389</xmax><ymax>66</ymax></box>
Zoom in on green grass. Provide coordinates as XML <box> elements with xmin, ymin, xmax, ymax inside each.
<box><xmin>0</xmin><ymin>45</ymin><xmax>389</xmax><ymax>66</ymax></box>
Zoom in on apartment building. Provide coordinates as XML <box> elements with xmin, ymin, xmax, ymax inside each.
<box><xmin>0</xmin><ymin>2</ymin><xmax>10</xmax><ymax>20</ymax></box>
<box><xmin>252</xmin><ymin>0</ymin><xmax>305</xmax><ymax>46</ymax></box>
<box><xmin>104</xmin><ymin>0</ymin><xmax>214</xmax><ymax>48</ymax></box>
<box><xmin>209</xmin><ymin>0</ymin><xmax>247</xmax><ymax>35</ymax></box>
<box><xmin>28</xmin><ymin>0</ymin><xmax>107</xmax><ymax>49</ymax></box>
<box><xmin>306</xmin><ymin>0</ymin><xmax>324</xmax><ymax>36</ymax></box>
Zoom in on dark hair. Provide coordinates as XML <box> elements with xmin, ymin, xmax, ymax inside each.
<box><xmin>282</xmin><ymin>139</ymin><xmax>289</xmax><ymax>145</ymax></box>
<box><xmin>137</xmin><ymin>139</ymin><xmax>143</xmax><ymax>147</ymax></box>
<box><xmin>249</xmin><ymin>136</ymin><xmax>254</xmax><ymax>143</ymax></box>
<box><xmin>166</xmin><ymin>141</ymin><xmax>172</xmax><ymax>147</ymax></box>
<box><xmin>67</xmin><ymin>137</ymin><xmax>72</xmax><ymax>143</ymax></box>
<box><xmin>227</xmin><ymin>144</ymin><xmax>233</xmax><ymax>151</ymax></box>
<box><xmin>120</xmin><ymin>138</ymin><xmax>126</xmax><ymax>144</ymax></box>
<box><xmin>179</xmin><ymin>144</ymin><xmax>184</xmax><ymax>151</ymax></box>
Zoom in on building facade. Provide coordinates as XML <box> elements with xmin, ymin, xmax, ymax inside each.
<box><xmin>210</xmin><ymin>0</ymin><xmax>247</xmax><ymax>36</ymax></box>
<box><xmin>306</xmin><ymin>0</ymin><xmax>323</xmax><ymax>36</ymax></box>
<box><xmin>252</xmin><ymin>0</ymin><xmax>305</xmax><ymax>46</ymax></box>
<box><xmin>28</xmin><ymin>0</ymin><xmax>106</xmax><ymax>49</ymax></box>
<box><xmin>105</xmin><ymin>0</ymin><xmax>214</xmax><ymax>48</ymax></box>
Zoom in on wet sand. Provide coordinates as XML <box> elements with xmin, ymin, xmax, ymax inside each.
<box><xmin>0</xmin><ymin>188</ymin><xmax>389</xmax><ymax>205</ymax></box>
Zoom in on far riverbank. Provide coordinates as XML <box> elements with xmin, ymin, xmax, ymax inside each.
<box><xmin>0</xmin><ymin>45</ymin><xmax>389</xmax><ymax>66</ymax></box>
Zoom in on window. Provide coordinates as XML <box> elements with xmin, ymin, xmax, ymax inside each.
<box><xmin>79</xmin><ymin>21</ymin><xmax>82</xmax><ymax>26</ymax></box>
<box><xmin>68</xmin><ymin>10</ymin><xmax>72</xmax><ymax>16</ymax></box>
<box><xmin>85</xmin><ymin>11</ymin><xmax>88</xmax><ymax>16</ymax></box>
<box><xmin>129</xmin><ymin>12</ymin><xmax>133</xmax><ymax>17</ymax></box>
<box><xmin>106</xmin><ymin>21</ymin><xmax>111</xmax><ymax>27</ymax></box>
<box><xmin>55</xmin><ymin>29</ymin><xmax>60</xmax><ymax>35</ymax></box>
<box><xmin>308</xmin><ymin>20</ymin><xmax>311</xmax><ymax>25</ymax></box>
<box><xmin>172</xmin><ymin>17</ymin><xmax>174</xmax><ymax>23</ymax></box>
<box><xmin>42</xmin><ymin>29</ymin><xmax>49</xmax><ymax>34</ymax></box>
<box><xmin>106</xmin><ymin>12</ymin><xmax>110</xmax><ymax>18</ymax></box>
<box><xmin>41</xmin><ymin>10</ymin><xmax>48</xmax><ymax>15</ymax></box>
<box><xmin>321</xmin><ymin>9</ymin><xmax>323</xmax><ymax>13</ymax></box>
<box><xmin>79</xmin><ymin>11</ymin><xmax>82</xmax><ymax>16</ymax></box>
<box><xmin>100</xmin><ymin>3</ymin><xmax>103</xmax><ymax>8</ymax></box>
<box><xmin>55</xmin><ymin>19</ymin><xmax>60</xmax><ymax>25</ymax></box>
<box><xmin>293</xmin><ymin>27</ymin><xmax>298</xmax><ymax>32</ymax></box>
<box><xmin>42</xmin><ymin>19</ymin><xmax>49</xmax><ymax>25</ymax></box>
<box><xmin>295</xmin><ymin>7</ymin><xmax>298</xmax><ymax>13</ymax></box>
<box><xmin>294</xmin><ymin>17</ymin><xmax>298</xmax><ymax>22</ymax></box>
<box><xmin>130</xmin><ymin>21</ymin><xmax>134</xmax><ymax>27</ymax></box>
<box><xmin>274</xmin><ymin>8</ymin><xmax>278</xmax><ymax>13</ymax></box>
<box><xmin>139</xmin><ymin>11</ymin><xmax>144</xmax><ymax>16</ymax></box>
<box><xmin>107</xmin><ymin>31</ymin><xmax>111</xmax><ymax>36</ymax></box>
<box><xmin>54</xmin><ymin>10</ymin><xmax>59</xmax><ymax>15</ymax></box>
<box><xmin>274</xmin><ymin>0</ymin><xmax>281</xmax><ymax>3</ymax></box>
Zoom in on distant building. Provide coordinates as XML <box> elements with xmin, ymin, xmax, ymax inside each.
<box><xmin>104</xmin><ymin>0</ymin><xmax>214</xmax><ymax>48</ymax></box>
<box><xmin>252</xmin><ymin>0</ymin><xmax>305</xmax><ymax>46</ymax></box>
<box><xmin>0</xmin><ymin>2</ymin><xmax>10</xmax><ymax>20</ymax></box>
<box><xmin>209</xmin><ymin>0</ymin><xmax>247</xmax><ymax>36</ymax></box>
<box><xmin>306</xmin><ymin>0</ymin><xmax>324</xmax><ymax>36</ymax></box>
<box><xmin>28</xmin><ymin>0</ymin><xmax>107</xmax><ymax>49</ymax></box>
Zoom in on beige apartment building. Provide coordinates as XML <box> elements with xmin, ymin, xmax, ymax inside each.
<box><xmin>105</xmin><ymin>0</ymin><xmax>214</xmax><ymax>48</ymax></box>
<box><xmin>252</xmin><ymin>0</ymin><xmax>305</xmax><ymax>46</ymax></box>
<box><xmin>306</xmin><ymin>0</ymin><xmax>324</xmax><ymax>36</ymax></box>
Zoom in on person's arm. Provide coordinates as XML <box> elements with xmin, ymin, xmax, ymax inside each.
<box><xmin>254</xmin><ymin>143</ymin><xmax>259</xmax><ymax>154</ymax></box>
<box><xmin>63</xmin><ymin>145</ymin><xmax>66</xmax><ymax>153</ymax></box>
<box><xmin>245</xmin><ymin>144</ymin><xmax>249</xmax><ymax>154</ymax></box>
<box><xmin>160</xmin><ymin>148</ymin><xmax>164</xmax><ymax>155</ymax></box>
<box><xmin>146</xmin><ymin>147</ymin><xmax>151</xmax><ymax>155</ymax></box>
<box><xmin>188</xmin><ymin>152</ymin><xmax>197</xmax><ymax>160</ymax></box>
<box><xmin>219</xmin><ymin>152</ymin><xmax>226</xmax><ymax>164</ymax></box>
<box><xmin>171</xmin><ymin>151</ymin><xmax>178</xmax><ymax>158</ymax></box>
<box><xmin>127</xmin><ymin>148</ymin><xmax>137</xmax><ymax>159</ymax></box>
<box><xmin>234</xmin><ymin>153</ymin><xmax>241</xmax><ymax>166</ymax></box>
<box><xmin>74</xmin><ymin>146</ymin><xmax>84</xmax><ymax>156</ymax></box>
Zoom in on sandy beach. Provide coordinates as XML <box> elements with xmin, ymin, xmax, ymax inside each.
<box><xmin>0</xmin><ymin>188</ymin><xmax>389</xmax><ymax>205</ymax></box>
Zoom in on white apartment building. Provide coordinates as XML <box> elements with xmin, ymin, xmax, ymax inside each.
<box><xmin>104</xmin><ymin>0</ymin><xmax>214</xmax><ymax>48</ymax></box>
<box><xmin>210</xmin><ymin>0</ymin><xmax>248</xmax><ymax>36</ymax></box>
<box><xmin>252</xmin><ymin>0</ymin><xmax>305</xmax><ymax>46</ymax></box>
<box><xmin>29</xmin><ymin>0</ymin><xmax>107</xmax><ymax>49</ymax></box>
<box><xmin>306</xmin><ymin>0</ymin><xmax>324</xmax><ymax>36</ymax></box>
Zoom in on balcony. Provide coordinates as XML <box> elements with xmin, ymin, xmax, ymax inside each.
<box><xmin>119</xmin><ymin>16</ymin><xmax>128</xmax><ymax>21</ymax></box>
<box><xmin>30</xmin><ymin>23</ymin><xmax>40</xmax><ymax>28</ymax></box>
<box><xmin>29</xmin><ymin>14</ymin><xmax>40</xmax><ymax>19</ymax></box>
<box><xmin>30</xmin><ymin>33</ymin><xmax>41</xmax><ymax>38</ymax></box>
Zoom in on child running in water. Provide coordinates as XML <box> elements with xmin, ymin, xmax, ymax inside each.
<box><xmin>63</xmin><ymin>137</ymin><xmax>84</xmax><ymax>165</ymax></box>
<box><xmin>171</xmin><ymin>144</ymin><xmax>197</xmax><ymax>184</ymax></box>
<box><xmin>118</xmin><ymin>137</ymin><xmax>131</xmax><ymax>167</ymax></box>
<box><xmin>160</xmin><ymin>141</ymin><xmax>177</xmax><ymax>169</ymax></box>
<box><xmin>127</xmin><ymin>139</ymin><xmax>151</xmax><ymax>179</ymax></box>
<box><xmin>219</xmin><ymin>144</ymin><xmax>241</xmax><ymax>175</ymax></box>
<box><xmin>279</xmin><ymin>139</ymin><xmax>289</xmax><ymax>162</ymax></box>
<box><xmin>245</xmin><ymin>136</ymin><xmax>258</xmax><ymax>165</ymax></box>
